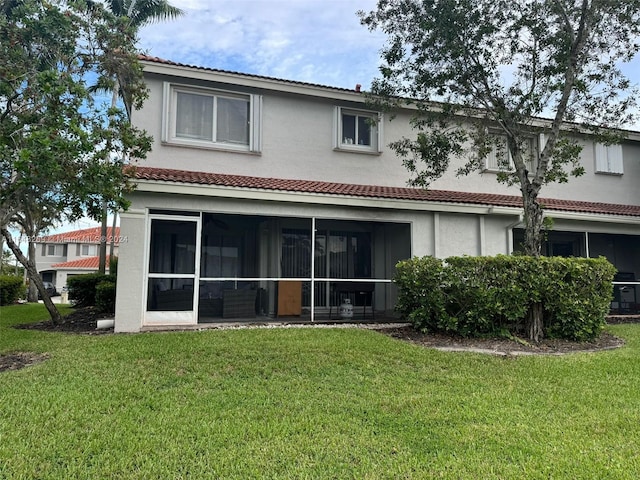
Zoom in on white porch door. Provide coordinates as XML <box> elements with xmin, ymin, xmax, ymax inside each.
<box><xmin>144</xmin><ymin>215</ymin><xmax>200</xmax><ymax>325</ymax></box>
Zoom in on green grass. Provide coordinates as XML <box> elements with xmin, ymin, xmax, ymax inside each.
<box><xmin>1</xmin><ymin>304</ymin><xmax>640</xmax><ymax>479</ymax></box>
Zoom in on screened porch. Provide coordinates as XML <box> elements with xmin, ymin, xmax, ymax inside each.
<box><xmin>144</xmin><ymin>211</ymin><xmax>411</xmax><ymax>325</ymax></box>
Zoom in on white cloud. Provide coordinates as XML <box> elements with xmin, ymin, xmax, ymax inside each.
<box><xmin>137</xmin><ymin>0</ymin><xmax>385</xmax><ymax>90</ymax></box>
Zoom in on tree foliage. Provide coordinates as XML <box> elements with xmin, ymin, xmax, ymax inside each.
<box><xmin>0</xmin><ymin>0</ymin><xmax>153</xmax><ymax>322</ymax></box>
<box><xmin>94</xmin><ymin>0</ymin><xmax>183</xmax><ymax>274</ymax></box>
<box><xmin>360</xmin><ymin>0</ymin><xmax>640</xmax><ymax>257</ymax></box>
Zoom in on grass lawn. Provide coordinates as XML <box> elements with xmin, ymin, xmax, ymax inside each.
<box><xmin>1</xmin><ymin>304</ymin><xmax>640</xmax><ymax>479</ymax></box>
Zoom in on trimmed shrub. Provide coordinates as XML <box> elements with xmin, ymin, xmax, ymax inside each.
<box><xmin>96</xmin><ymin>280</ymin><xmax>116</xmax><ymax>313</ymax></box>
<box><xmin>394</xmin><ymin>255</ymin><xmax>616</xmax><ymax>341</ymax></box>
<box><xmin>68</xmin><ymin>273</ymin><xmax>114</xmax><ymax>307</ymax></box>
<box><xmin>0</xmin><ymin>275</ymin><xmax>24</xmax><ymax>305</ymax></box>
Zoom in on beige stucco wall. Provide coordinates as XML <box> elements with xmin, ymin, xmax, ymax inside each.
<box><xmin>131</xmin><ymin>73</ymin><xmax>640</xmax><ymax>207</ymax></box>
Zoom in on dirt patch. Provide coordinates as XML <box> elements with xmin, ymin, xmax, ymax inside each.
<box><xmin>377</xmin><ymin>325</ymin><xmax>625</xmax><ymax>356</ymax></box>
<box><xmin>15</xmin><ymin>306</ymin><xmax>113</xmax><ymax>334</ymax></box>
<box><xmin>0</xmin><ymin>352</ymin><xmax>49</xmax><ymax>373</ymax></box>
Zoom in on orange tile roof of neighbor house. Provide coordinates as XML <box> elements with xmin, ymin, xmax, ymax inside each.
<box><xmin>131</xmin><ymin>167</ymin><xmax>640</xmax><ymax>218</ymax></box>
<box><xmin>37</xmin><ymin>227</ymin><xmax>121</xmax><ymax>245</ymax></box>
<box><xmin>51</xmin><ymin>256</ymin><xmax>112</xmax><ymax>270</ymax></box>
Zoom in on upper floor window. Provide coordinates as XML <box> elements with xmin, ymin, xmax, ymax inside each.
<box><xmin>594</xmin><ymin>143</ymin><xmax>623</xmax><ymax>175</ymax></box>
<box><xmin>334</xmin><ymin>107</ymin><xmax>381</xmax><ymax>154</ymax></box>
<box><xmin>163</xmin><ymin>83</ymin><xmax>262</xmax><ymax>153</ymax></box>
<box><xmin>484</xmin><ymin>134</ymin><xmax>535</xmax><ymax>173</ymax></box>
<box><xmin>80</xmin><ymin>244</ymin><xmax>97</xmax><ymax>256</ymax></box>
<box><xmin>44</xmin><ymin>244</ymin><xmax>64</xmax><ymax>257</ymax></box>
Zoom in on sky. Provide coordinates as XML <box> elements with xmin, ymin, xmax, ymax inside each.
<box><xmin>136</xmin><ymin>0</ymin><xmax>385</xmax><ymax>92</ymax></box>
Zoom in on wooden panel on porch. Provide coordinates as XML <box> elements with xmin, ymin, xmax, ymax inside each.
<box><xmin>277</xmin><ymin>281</ymin><xmax>302</xmax><ymax>317</ymax></box>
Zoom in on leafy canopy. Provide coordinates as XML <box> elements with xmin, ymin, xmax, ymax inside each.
<box><xmin>0</xmin><ymin>0</ymin><xmax>152</xmax><ymax>229</ymax></box>
<box><xmin>360</xmin><ymin>0</ymin><xmax>640</xmax><ymax>257</ymax></box>
<box><xmin>0</xmin><ymin>0</ymin><xmax>152</xmax><ymax>320</ymax></box>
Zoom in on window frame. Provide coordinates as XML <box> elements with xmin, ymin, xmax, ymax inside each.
<box><xmin>45</xmin><ymin>244</ymin><xmax>64</xmax><ymax>257</ymax></box>
<box><xmin>80</xmin><ymin>244</ymin><xmax>97</xmax><ymax>257</ymax></box>
<box><xmin>333</xmin><ymin>107</ymin><xmax>382</xmax><ymax>154</ymax></box>
<box><xmin>483</xmin><ymin>133</ymin><xmax>536</xmax><ymax>173</ymax></box>
<box><xmin>162</xmin><ymin>82</ymin><xmax>262</xmax><ymax>153</ymax></box>
<box><xmin>594</xmin><ymin>142</ymin><xmax>624</xmax><ymax>175</ymax></box>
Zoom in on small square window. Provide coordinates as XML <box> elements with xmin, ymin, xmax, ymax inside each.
<box><xmin>46</xmin><ymin>244</ymin><xmax>63</xmax><ymax>256</ymax></box>
<box><xmin>80</xmin><ymin>244</ymin><xmax>97</xmax><ymax>256</ymax></box>
<box><xmin>334</xmin><ymin>107</ymin><xmax>381</xmax><ymax>153</ymax></box>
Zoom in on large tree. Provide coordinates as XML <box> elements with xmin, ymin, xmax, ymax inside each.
<box><xmin>360</xmin><ymin>0</ymin><xmax>640</xmax><ymax>340</ymax></box>
<box><xmin>361</xmin><ymin>0</ymin><xmax>639</xmax><ymax>250</ymax></box>
<box><xmin>95</xmin><ymin>0</ymin><xmax>184</xmax><ymax>274</ymax></box>
<box><xmin>0</xmin><ymin>0</ymin><xmax>152</xmax><ymax>323</ymax></box>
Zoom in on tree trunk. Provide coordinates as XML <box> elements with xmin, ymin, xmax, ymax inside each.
<box><xmin>521</xmin><ymin>185</ymin><xmax>545</xmax><ymax>341</ymax></box>
<box><xmin>27</xmin><ymin>240</ymin><xmax>38</xmax><ymax>302</ymax></box>
<box><xmin>527</xmin><ymin>302</ymin><xmax>544</xmax><ymax>343</ymax></box>
<box><xmin>1</xmin><ymin>227</ymin><xmax>62</xmax><ymax>324</ymax></box>
<box><xmin>522</xmin><ymin>191</ymin><xmax>544</xmax><ymax>257</ymax></box>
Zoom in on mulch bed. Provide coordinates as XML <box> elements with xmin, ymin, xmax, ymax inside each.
<box><xmin>377</xmin><ymin>325</ymin><xmax>625</xmax><ymax>356</ymax></box>
<box><xmin>15</xmin><ymin>306</ymin><xmax>113</xmax><ymax>334</ymax></box>
<box><xmin>0</xmin><ymin>352</ymin><xmax>50</xmax><ymax>373</ymax></box>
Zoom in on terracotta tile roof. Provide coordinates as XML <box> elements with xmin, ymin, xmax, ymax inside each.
<box><xmin>51</xmin><ymin>256</ymin><xmax>112</xmax><ymax>270</ymax></box>
<box><xmin>139</xmin><ymin>55</ymin><xmax>361</xmax><ymax>93</ymax></box>
<box><xmin>37</xmin><ymin>227</ymin><xmax>121</xmax><ymax>245</ymax></box>
<box><xmin>131</xmin><ymin>167</ymin><xmax>640</xmax><ymax>218</ymax></box>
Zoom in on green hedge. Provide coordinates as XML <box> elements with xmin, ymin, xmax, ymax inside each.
<box><xmin>0</xmin><ymin>275</ymin><xmax>24</xmax><ymax>305</ymax></box>
<box><xmin>394</xmin><ymin>255</ymin><xmax>616</xmax><ymax>341</ymax></box>
<box><xmin>68</xmin><ymin>273</ymin><xmax>114</xmax><ymax>307</ymax></box>
<box><xmin>96</xmin><ymin>280</ymin><xmax>116</xmax><ymax>314</ymax></box>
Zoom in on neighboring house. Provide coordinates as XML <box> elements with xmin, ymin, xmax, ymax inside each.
<box><xmin>35</xmin><ymin>227</ymin><xmax>120</xmax><ymax>292</ymax></box>
<box><xmin>114</xmin><ymin>55</ymin><xmax>640</xmax><ymax>332</ymax></box>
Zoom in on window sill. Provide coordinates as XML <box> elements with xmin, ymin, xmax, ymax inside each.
<box><xmin>334</xmin><ymin>146</ymin><xmax>381</xmax><ymax>156</ymax></box>
<box><xmin>595</xmin><ymin>171</ymin><xmax>623</xmax><ymax>176</ymax></box>
<box><xmin>482</xmin><ymin>167</ymin><xmax>514</xmax><ymax>174</ymax></box>
<box><xmin>162</xmin><ymin>139</ymin><xmax>261</xmax><ymax>155</ymax></box>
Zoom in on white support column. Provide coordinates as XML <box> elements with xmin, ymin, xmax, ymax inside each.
<box><xmin>311</xmin><ymin>217</ymin><xmax>316</xmax><ymax>322</ymax></box>
<box><xmin>585</xmin><ymin>231</ymin><xmax>590</xmax><ymax>258</ymax></box>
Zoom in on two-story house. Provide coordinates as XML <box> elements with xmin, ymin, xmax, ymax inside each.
<box><xmin>114</xmin><ymin>55</ymin><xmax>640</xmax><ymax>332</ymax></box>
<box><xmin>35</xmin><ymin>226</ymin><xmax>120</xmax><ymax>292</ymax></box>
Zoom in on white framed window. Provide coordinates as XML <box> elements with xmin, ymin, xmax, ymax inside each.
<box><xmin>45</xmin><ymin>244</ymin><xmax>64</xmax><ymax>257</ymax></box>
<box><xmin>334</xmin><ymin>107</ymin><xmax>382</xmax><ymax>153</ymax></box>
<box><xmin>594</xmin><ymin>143</ymin><xmax>623</xmax><ymax>175</ymax></box>
<box><xmin>80</xmin><ymin>244</ymin><xmax>97</xmax><ymax>256</ymax></box>
<box><xmin>484</xmin><ymin>135</ymin><xmax>535</xmax><ymax>172</ymax></box>
<box><xmin>163</xmin><ymin>83</ymin><xmax>262</xmax><ymax>153</ymax></box>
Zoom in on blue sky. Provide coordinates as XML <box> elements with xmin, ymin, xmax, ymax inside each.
<box><xmin>137</xmin><ymin>0</ymin><xmax>384</xmax><ymax>92</ymax></box>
